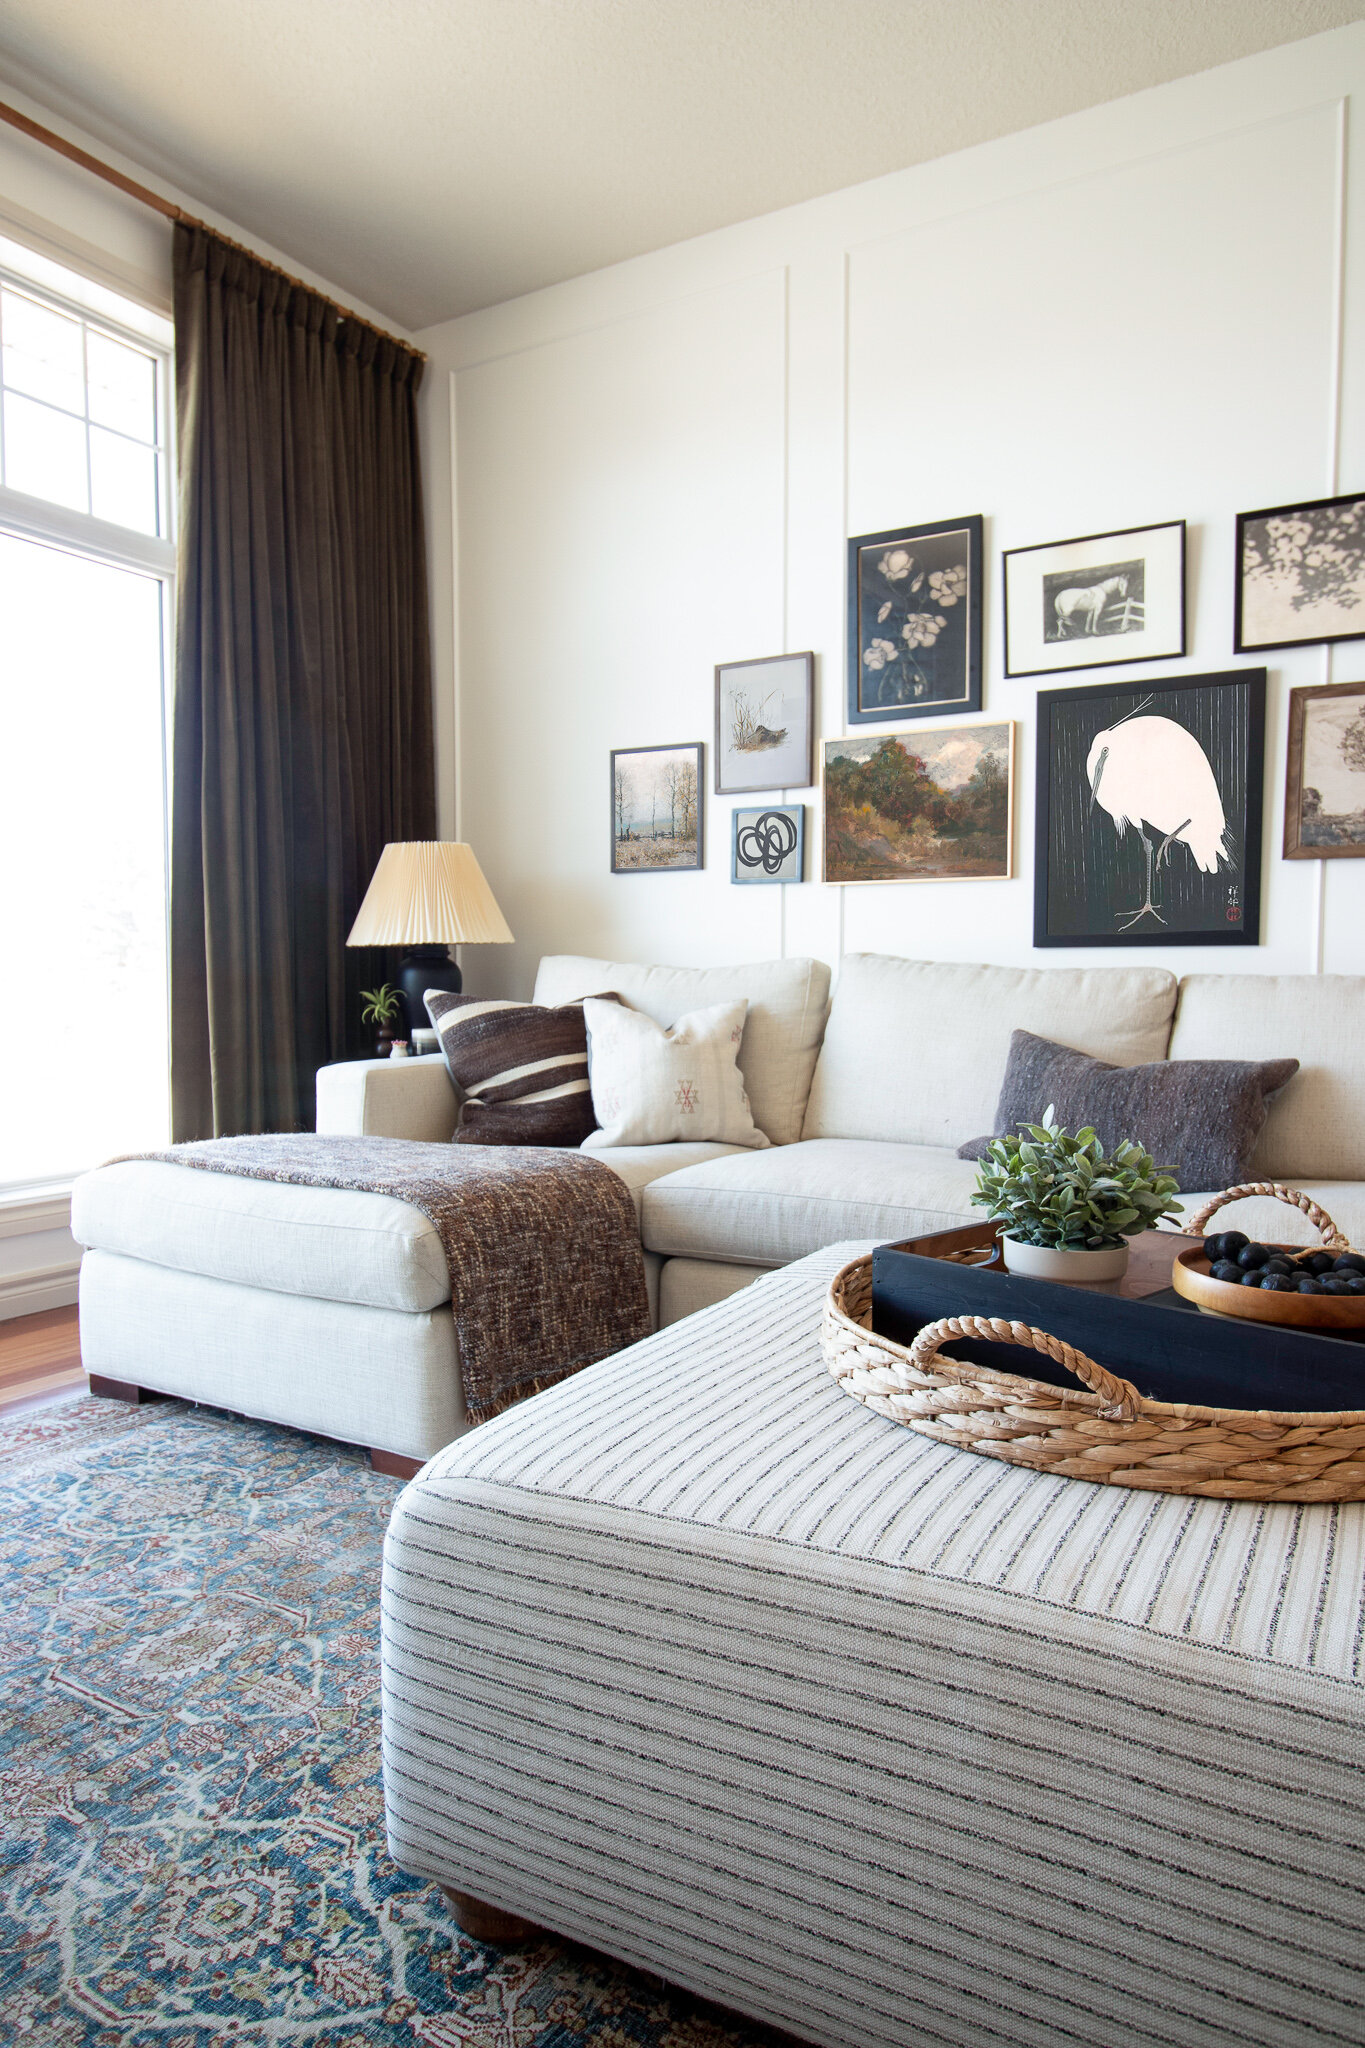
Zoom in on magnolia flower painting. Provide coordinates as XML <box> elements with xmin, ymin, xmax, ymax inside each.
<box><xmin>1236</xmin><ymin>491</ymin><xmax>1365</xmax><ymax>653</ymax></box>
<box><xmin>846</xmin><ymin>516</ymin><xmax>982</xmax><ymax>724</ymax></box>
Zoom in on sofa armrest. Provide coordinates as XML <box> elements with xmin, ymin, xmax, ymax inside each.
<box><xmin>315</xmin><ymin>1054</ymin><xmax>458</xmax><ymax>1141</ymax></box>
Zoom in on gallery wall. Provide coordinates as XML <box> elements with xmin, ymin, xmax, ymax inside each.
<box><xmin>416</xmin><ymin>24</ymin><xmax>1365</xmax><ymax>1001</ymax></box>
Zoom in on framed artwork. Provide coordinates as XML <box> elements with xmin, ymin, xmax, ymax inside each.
<box><xmin>846</xmin><ymin>515</ymin><xmax>983</xmax><ymax>723</ymax></box>
<box><xmin>715</xmin><ymin>652</ymin><xmax>814</xmax><ymax>794</ymax></box>
<box><xmin>610</xmin><ymin>744</ymin><xmax>703</xmax><ymax>873</ymax></box>
<box><xmin>1284</xmin><ymin>681</ymin><xmax>1365</xmax><ymax>859</ymax></box>
<box><xmin>1034</xmin><ymin>669</ymin><xmax>1265</xmax><ymax>947</ymax></box>
<box><xmin>1235</xmin><ymin>491</ymin><xmax>1365</xmax><ymax>653</ymax></box>
<box><xmin>822</xmin><ymin>721</ymin><xmax>1013</xmax><ymax>884</ymax></box>
<box><xmin>732</xmin><ymin>804</ymin><xmax>805</xmax><ymax>884</ymax></box>
<box><xmin>1003</xmin><ymin>520</ymin><xmax>1186</xmax><ymax>677</ymax></box>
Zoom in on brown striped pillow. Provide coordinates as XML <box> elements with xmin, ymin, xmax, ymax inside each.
<box><xmin>425</xmin><ymin>991</ymin><xmax>621</xmax><ymax>1147</ymax></box>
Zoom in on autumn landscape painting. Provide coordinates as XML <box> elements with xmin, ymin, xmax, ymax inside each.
<box><xmin>823</xmin><ymin>721</ymin><xmax>1013</xmax><ymax>883</ymax></box>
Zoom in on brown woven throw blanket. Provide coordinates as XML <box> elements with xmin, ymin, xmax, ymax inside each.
<box><xmin>138</xmin><ymin>1135</ymin><xmax>651</xmax><ymax>1423</ymax></box>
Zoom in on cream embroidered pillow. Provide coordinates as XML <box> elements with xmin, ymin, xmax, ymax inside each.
<box><xmin>581</xmin><ymin>997</ymin><xmax>770</xmax><ymax>1150</ymax></box>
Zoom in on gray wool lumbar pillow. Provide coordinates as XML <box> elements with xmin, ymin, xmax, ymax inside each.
<box><xmin>957</xmin><ymin>1029</ymin><xmax>1299</xmax><ymax>1191</ymax></box>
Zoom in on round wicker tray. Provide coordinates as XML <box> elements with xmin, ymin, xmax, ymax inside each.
<box><xmin>821</xmin><ymin>1247</ymin><xmax>1365</xmax><ymax>1502</ymax></box>
<box><xmin>1172</xmin><ymin>1184</ymin><xmax>1365</xmax><ymax>1329</ymax></box>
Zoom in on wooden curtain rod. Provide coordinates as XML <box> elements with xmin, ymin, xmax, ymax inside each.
<box><xmin>0</xmin><ymin>97</ymin><xmax>426</xmax><ymax>361</ymax></box>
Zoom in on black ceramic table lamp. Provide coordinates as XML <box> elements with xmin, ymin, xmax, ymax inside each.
<box><xmin>346</xmin><ymin>841</ymin><xmax>514</xmax><ymax>1038</ymax></box>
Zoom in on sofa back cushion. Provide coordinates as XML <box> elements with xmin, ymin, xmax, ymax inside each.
<box><xmin>1168</xmin><ymin>975</ymin><xmax>1365</xmax><ymax>1180</ymax></box>
<box><xmin>533</xmin><ymin>955</ymin><xmax>831</xmax><ymax>1146</ymax></box>
<box><xmin>801</xmin><ymin>954</ymin><xmax>1178</xmax><ymax>1148</ymax></box>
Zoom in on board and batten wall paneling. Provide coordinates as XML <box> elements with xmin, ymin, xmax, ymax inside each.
<box><xmin>842</xmin><ymin>99</ymin><xmax>1343</xmax><ymax>974</ymax></box>
<box><xmin>419</xmin><ymin>26</ymin><xmax>1365</xmax><ymax>996</ymax></box>
<box><xmin>453</xmin><ymin>272</ymin><xmax>789</xmax><ymax>997</ymax></box>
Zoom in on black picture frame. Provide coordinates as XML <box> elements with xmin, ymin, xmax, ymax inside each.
<box><xmin>846</xmin><ymin>515</ymin><xmax>983</xmax><ymax>724</ymax></box>
<box><xmin>714</xmin><ymin>651</ymin><xmax>815</xmax><ymax>794</ymax></box>
<box><xmin>1234</xmin><ymin>491</ymin><xmax>1365</xmax><ymax>653</ymax></box>
<box><xmin>1033</xmin><ymin>669</ymin><xmax>1265</xmax><ymax>948</ymax></box>
<box><xmin>610</xmin><ymin>743</ymin><xmax>704</xmax><ymax>874</ymax></box>
<box><xmin>1002</xmin><ymin>519</ymin><xmax>1187</xmax><ymax>678</ymax></box>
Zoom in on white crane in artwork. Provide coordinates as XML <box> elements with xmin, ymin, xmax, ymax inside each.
<box><xmin>1086</xmin><ymin>701</ymin><xmax>1228</xmax><ymax>931</ymax></box>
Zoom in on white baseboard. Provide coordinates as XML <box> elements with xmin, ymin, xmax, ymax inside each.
<box><xmin>0</xmin><ymin>1260</ymin><xmax>81</xmax><ymax>1320</ymax></box>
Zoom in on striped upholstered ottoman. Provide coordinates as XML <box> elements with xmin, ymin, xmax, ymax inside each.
<box><xmin>381</xmin><ymin>1242</ymin><xmax>1364</xmax><ymax>2048</ymax></box>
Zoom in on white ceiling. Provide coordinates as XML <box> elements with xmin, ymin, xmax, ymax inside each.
<box><xmin>0</xmin><ymin>1</ymin><xmax>1357</xmax><ymax>332</ymax></box>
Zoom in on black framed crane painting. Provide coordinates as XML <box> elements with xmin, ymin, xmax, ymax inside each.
<box><xmin>1034</xmin><ymin>669</ymin><xmax>1265</xmax><ymax>947</ymax></box>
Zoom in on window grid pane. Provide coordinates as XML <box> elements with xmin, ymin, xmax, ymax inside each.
<box><xmin>0</xmin><ymin>272</ymin><xmax>168</xmax><ymax>538</ymax></box>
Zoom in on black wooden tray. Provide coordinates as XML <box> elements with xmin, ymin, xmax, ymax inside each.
<box><xmin>871</xmin><ymin>1224</ymin><xmax>1365</xmax><ymax>1413</ymax></box>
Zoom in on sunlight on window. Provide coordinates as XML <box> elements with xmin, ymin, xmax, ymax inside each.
<box><xmin>0</xmin><ymin>533</ymin><xmax>170</xmax><ymax>1180</ymax></box>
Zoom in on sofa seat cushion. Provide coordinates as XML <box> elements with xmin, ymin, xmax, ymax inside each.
<box><xmin>641</xmin><ymin>1142</ymin><xmax>1365</xmax><ymax>1269</ymax></box>
<box><xmin>584</xmin><ymin>1142</ymin><xmax>751</xmax><ymax>1223</ymax></box>
<box><xmin>533</xmin><ymin>954</ymin><xmax>830</xmax><ymax>1147</ymax></box>
<box><xmin>641</xmin><ymin>1138</ymin><xmax>983</xmax><ymax>1265</ymax></box>
<box><xmin>1170</xmin><ymin>974</ymin><xmax>1365</xmax><ymax>1181</ymax></box>
<box><xmin>71</xmin><ymin>1160</ymin><xmax>454</xmax><ymax>1313</ymax></box>
<box><xmin>803</xmin><ymin>954</ymin><xmax>1177</xmax><ymax>1148</ymax></box>
<box><xmin>1177</xmin><ymin>1183</ymin><xmax>1365</xmax><ymax>1256</ymax></box>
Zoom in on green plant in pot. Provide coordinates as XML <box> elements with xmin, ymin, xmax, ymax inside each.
<box><xmin>359</xmin><ymin>983</ymin><xmax>403</xmax><ymax>1057</ymax></box>
<box><xmin>970</xmin><ymin>1108</ymin><xmax>1183</xmax><ymax>1281</ymax></box>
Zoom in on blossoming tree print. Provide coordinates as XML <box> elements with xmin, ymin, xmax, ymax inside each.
<box><xmin>1236</xmin><ymin>492</ymin><xmax>1365</xmax><ymax>653</ymax></box>
<box><xmin>846</xmin><ymin>515</ymin><xmax>983</xmax><ymax>724</ymax></box>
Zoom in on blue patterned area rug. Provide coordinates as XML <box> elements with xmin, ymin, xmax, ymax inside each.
<box><xmin>0</xmin><ymin>1396</ymin><xmax>777</xmax><ymax>2047</ymax></box>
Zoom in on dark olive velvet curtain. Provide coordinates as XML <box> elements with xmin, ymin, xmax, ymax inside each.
<box><xmin>170</xmin><ymin>223</ymin><xmax>434</xmax><ymax>1139</ymax></box>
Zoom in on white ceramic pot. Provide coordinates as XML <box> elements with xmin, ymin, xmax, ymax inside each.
<box><xmin>1001</xmin><ymin>1236</ymin><xmax>1130</xmax><ymax>1283</ymax></box>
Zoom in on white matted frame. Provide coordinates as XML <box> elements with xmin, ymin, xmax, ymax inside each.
<box><xmin>1003</xmin><ymin>520</ymin><xmax>1186</xmax><ymax>678</ymax></box>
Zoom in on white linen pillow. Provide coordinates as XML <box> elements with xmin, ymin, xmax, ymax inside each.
<box><xmin>582</xmin><ymin>997</ymin><xmax>770</xmax><ymax>1150</ymax></box>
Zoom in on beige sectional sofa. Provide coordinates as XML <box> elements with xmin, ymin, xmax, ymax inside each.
<box><xmin>322</xmin><ymin>949</ymin><xmax>1365</xmax><ymax>1315</ymax></box>
<box><xmin>72</xmin><ymin>949</ymin><xmax>1365</xmax><ymax>1465</ymax></box>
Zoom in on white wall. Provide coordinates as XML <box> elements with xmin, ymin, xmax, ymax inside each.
<box><xmin>416</xmin><ymin>25</ymin><xmax>1365</xmax><ymax>1001</ymax></box>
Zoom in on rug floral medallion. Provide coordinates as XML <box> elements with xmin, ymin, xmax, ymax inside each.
<box><xmin>0</xmin><ymin>1397</ymin><xmax>769</xmax><ymax>2048</ymax></box>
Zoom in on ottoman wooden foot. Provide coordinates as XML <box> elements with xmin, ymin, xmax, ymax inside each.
<box><xmin>88</xmin><ymin>1375</ymin><xmax>168</xmax><ymax>1405</ymax></box>
<box><xmin>369</xmin><ymin>1447</ymin><xmax>425</xmax><ymax>1480</ymax></box>
<box><xmin>440</xmin><ymin>1886</ymin><xmax>542</xmax><ymax>1946</ymax></box>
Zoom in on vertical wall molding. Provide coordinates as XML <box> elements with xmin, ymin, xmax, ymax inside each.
<box><xmin>1312</xmin><ymin>97</ymin><xmax>1349</xmax><ymax>975</ymax></box>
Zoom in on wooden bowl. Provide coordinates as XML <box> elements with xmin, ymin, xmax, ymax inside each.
<box><xmin>1172</xmin><ymin>1245</ymin><xmax>1365</xmax><ymax>1329</ymax></box>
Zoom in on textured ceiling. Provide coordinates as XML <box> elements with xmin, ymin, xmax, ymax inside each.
<box><xmin>0</xmin><ymin>1</ymin><xmax>1358</xmax><ymax>331</ymax></box>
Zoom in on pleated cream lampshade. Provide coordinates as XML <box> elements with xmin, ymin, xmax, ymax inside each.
<box><xmin>346</xmin><ymin>842</ymin><xmax>514</xmax><ymax>947</ymax></box>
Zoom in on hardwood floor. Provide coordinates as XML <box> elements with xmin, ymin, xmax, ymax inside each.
<box><xmin>0</xmin><ymin>1305</ymin><xmax>86</xmax><ymax>1416</ymax></box>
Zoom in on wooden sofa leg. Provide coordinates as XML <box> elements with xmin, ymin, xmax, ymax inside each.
<box><xmin>88</xmin><ymin>1375</ymin><xmax>167</xmax><ymax>1404</ymax></box>
<box><xmin>369</xmin><ymin>1447</ymin><xmax>425</xmax><ymax>1481</ymax></box>
<box><xmin>441</xmin><ymin>1887</ymin><xmax>542</xmax><ymax>1945</ymax></box>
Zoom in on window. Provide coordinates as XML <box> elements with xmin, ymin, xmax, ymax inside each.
<box><xmin>0</xmin><ymin>236</ymin><xmax>174</xmax><ymax>1190</ymax></box>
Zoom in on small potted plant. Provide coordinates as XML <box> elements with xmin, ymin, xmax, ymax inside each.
<box><xmin>970</xmin><ymin>1109</ymin><xmax>1183</xmax><ymax>1281</ymax></box>
<box><xmin>359</xmin><ymin>983</ymin><xmax>403</xmax><ymax>1057</ymax></box>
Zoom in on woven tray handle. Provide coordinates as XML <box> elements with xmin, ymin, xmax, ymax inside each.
<box><xmin>908</xmin><ymin>1314</ymin><xmax>1142</xmax><ymax>1423</ymax></box>
<box><xmin>1186</xmin><ymin>1183</ymin><xmax>1350</xmax><ymax>1251</ymax></box>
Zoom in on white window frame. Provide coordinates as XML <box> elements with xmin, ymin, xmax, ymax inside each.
<box><xmin>0</xmin><ymin>254</ymin><xmax>176</xmax><ymax>1211</ymax></box>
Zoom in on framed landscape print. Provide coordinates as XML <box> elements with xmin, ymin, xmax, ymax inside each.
<box><xmin>731</xmin><ymin>804</ymin><xmax>804</xmax><ymax>883</ymax></box>
<box><xmin>1284</xmin><ymin>681</ymin><xmax>1365</xmax><ymax>859</ymax></box>
<box><xmin>715</xmin><ymin>652</ymin><xmax>814</xmax><ymax>793</ymax></box>
<box><xmin>610</xmin><ymin>744</ymin><xmax>703</xmax><ymax>873</ymax></box>
<box><xmin>1034</xmin><ymin>669</ymin><xmax>1265</xmax><ymax>947</ymax></box>
<box><xmin>1235</xmin><ymin>492</ymin><xmax>1365</xmax><ymax>653</ymax></box>
<box><xmin>846</xmin><ymin>515</ymin><xmax>983</xmax><ymax>724</ymax></box>
<box><xmin>1003</xmin><ymin>520</ymin><xmax>1186</xmax><ymax>677</ymax></box>
<box><xmin>822</xmin><ymin>721</ymin><xmax>1013</xmax><ymax>884</ymax></box>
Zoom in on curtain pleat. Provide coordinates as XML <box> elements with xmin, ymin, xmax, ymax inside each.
<box><xmin>170</xmin><ymin>225</ymin><xmax>434</xmax><ymax>1139</ymax></box>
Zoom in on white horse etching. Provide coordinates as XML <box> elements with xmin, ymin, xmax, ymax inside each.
<box><xmin>1053</xmin><ymin>575</ymin><xmax>1128</xmax><ymax>637</ymax></box>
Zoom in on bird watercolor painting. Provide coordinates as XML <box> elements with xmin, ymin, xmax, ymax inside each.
<box><xmin>1087</xmin><ymin>698</ymin><xmax>1228</xmax><ymax>930</ymax></box>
